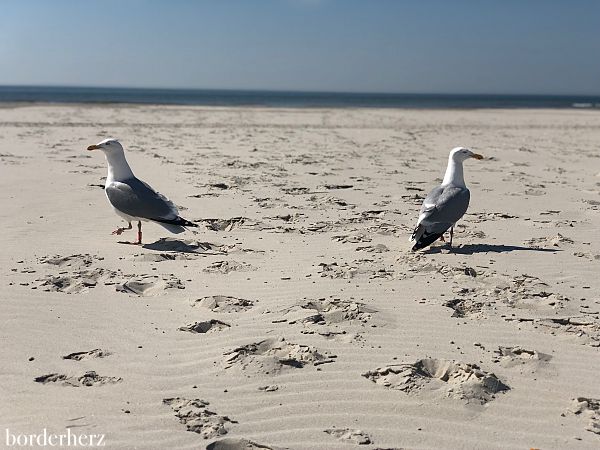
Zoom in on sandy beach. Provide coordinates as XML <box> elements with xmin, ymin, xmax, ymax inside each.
<box><xmin>1</xmin><ymin>104</ymin><xmax>600</xmax><ymax>449</ymax></box>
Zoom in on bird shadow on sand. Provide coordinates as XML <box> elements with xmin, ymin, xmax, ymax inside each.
<box><xmin>424</xmin><ymin>244</ymin><xmax>559</xmax><ymax>255</ymax></box>
<box><xmin>142</xmin><ymin>238</ymin><xmax>226</xmax><ymax>254</ymax></box>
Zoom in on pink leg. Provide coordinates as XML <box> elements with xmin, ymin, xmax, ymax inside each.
<box><xmin>117</xmin><ymin>222</ymin><xmax>143</xmax><ymax>245</ymax></box>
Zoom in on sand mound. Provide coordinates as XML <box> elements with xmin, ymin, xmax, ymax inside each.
<box><xmin>362</xmin><ymin>358</ymin><xmax>509</xmax><ymax>404</ymax></box>
<box><xmin>567</xmin><ymin>397</ymin><xmax>600</xmax><ymax>435</ymax></box>
<box><xmin>297</xmin><ymin>298</ymin><xmax>376</xmax><ymax>325</ymax></box>
<box><xmin>62</xmin><ymin>349</ymin><xmax>111</xmax><ymax>361</ymax></box>
<box><xmin>206</xmin><ymin>438</ymin><xmax>277</xmax><ymax>450</ymax></box>
<box><xmin>116</xmin><ymin>275</ymin><xmax>184</xmax><ymax>296</ymax></box>
<box><xmin>34</xmin><ymin>371</ymin><xmax>122</xmax><ymax>387</ymax></box>
<box><xmin>223</xmin><ymin>337</ymin><xmax>336</xmax><ymax>374</ymax></box>
<box><xmin>179</xmin><ymin>320</ymin><xmax>230</xmax><ymax>334</ymax></box>
<box><xmin>192</xmin><ymin>295</ymin><xmax>255</xmax><ymax>313</ymax></box>
<box><xmin>163</xmin><ymin>397</ymin><xmax>236</xmax><ymax>439</ymax></box>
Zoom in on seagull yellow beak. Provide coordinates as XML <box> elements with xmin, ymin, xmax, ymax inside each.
<box><xmin>471</xmin><ymin>153</ymin><xmax>484</xmax><ymax>160</ymax></box>
<box><xmin>87</xmin><ymin>144</ymin><xmax>101</xmax><ymax>151</ymax></box>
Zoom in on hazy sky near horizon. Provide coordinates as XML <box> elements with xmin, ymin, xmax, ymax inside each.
<box><xmin>1</xmin><ymin>0</ymin><xmax>599</xmax><ymax>95</ymax></box>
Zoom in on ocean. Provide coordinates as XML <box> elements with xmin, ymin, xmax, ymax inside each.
<box><xmin>0</xmin><ymin>85</ymin><xmax>598</xmax><ymax>109</ymax></box>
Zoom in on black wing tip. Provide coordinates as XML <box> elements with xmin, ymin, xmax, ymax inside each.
<box><xmin>411</xmin><ymin>232</ymin><xmax>444</xmax><ymax>251</ymax></box>
<box><xmin>153</xmin><ymin>217</ymin><xmax>198</xmax><ymax>227</ymax></box>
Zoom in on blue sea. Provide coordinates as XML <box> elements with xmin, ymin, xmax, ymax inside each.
<box><xmin>0</xmin><ymin>85</ymin><xmax>599</xmax><ymax>109</ymax></box>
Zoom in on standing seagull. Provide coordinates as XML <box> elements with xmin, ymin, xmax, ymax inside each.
<box><xmin>410</xmin><ymin>147</ymin><xmax>483</xmax><ymax>251</ymax></box>
<box><xmin>87</xmin><ymin>138</ymin><xmax>197</xmax><ymax>244</ymax></box>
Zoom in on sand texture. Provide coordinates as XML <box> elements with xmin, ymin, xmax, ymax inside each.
<box><xmin>1</xmin><ymin>104</ymin><xmax>600</xmax><ymax>449</ymax></box>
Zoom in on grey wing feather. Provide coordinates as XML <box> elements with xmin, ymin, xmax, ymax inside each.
<box><xmin>105</xmin><ymin>178</ymin><xmax>178</xmax><ymax>221</ymax></box>
<box><xmin>420</xmin><ymin>185</ymin><xmax>470</xmax><ymax>225</ymax></box>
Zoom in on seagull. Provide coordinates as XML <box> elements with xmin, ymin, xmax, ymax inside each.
<box><xmin>410</xmin><ymin>147</ymin><xmax>483</xmax><ymax>251</ymax></box>
<box><xmin>87</xmin><ymin>138</ymin><xmax>197</xmax><ymax>244</ymax></box>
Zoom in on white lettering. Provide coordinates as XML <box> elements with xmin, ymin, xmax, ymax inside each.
<box><xmin>78</xmin><ymin>432</ymin><xmax>89</xmax><ymax>447</ymax></box>
<box><xmin>3</xmin><ymin>428</ymin><xmax>106</xmax><ymax>447</ymax></box>
<box><xmin>6</xmin><ymin>429</ymin><xmax>15</xmax><ymax>446</ymax></box>
<box><xmin>67</xmin><ymin>428</ymin><xmax>77</xmax><ymax>446</ymax></box>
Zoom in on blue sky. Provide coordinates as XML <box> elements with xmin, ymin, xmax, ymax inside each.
<box><xmin>1</xmin><ymin>0</ymin><xmax>599</xmax><ymax>95</ymax></box>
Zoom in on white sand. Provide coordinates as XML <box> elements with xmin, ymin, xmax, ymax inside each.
<box><xmin>1</xmin><ymin>104</ymin><xmax>600</xmax><ymax>449</ymax></box>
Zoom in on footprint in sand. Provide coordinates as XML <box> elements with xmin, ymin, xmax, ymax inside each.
<box><xmin>492</xmin><ymin>346</ymin><xmax>551</xmax><ymax>368</ymax></box>
<box><xmin>318</xmin><ymin>260</ymin><xmax>393</xmax><ymax>280</ymax></box>
<box><xmin>536</xmin><ymin>317</ymin><xmax>600</xmax><ymax>347</ymax></box>
<box><xmin>0</xmin><ymin>152</ymin><xmax>27</xmax><ymax>165</ymax></box>
<box><xmin>524</xmin><ymin>233</ymin><xmax>574</xmax><ymax>248</ymax></box>
<box><xmin>222</xmin><ymin>337</ymin><xmax>336</xmax><ymax>374</ymax></box>
<box><xmin>34</xmin><ymin>371</ymin><xmax>122</xmax><ymax>387</ymax></box>
<box><xmin>35</xmin><ymin>268</ymin><xmax>117</xmax><ymax>294</ymax></box>
<box><xmin>450</xmin><ymin>272</ymin><xmax>569</xmax><ymax>317</ymax></box>
<box><xmin>362</xmin><ymin>358</ymin><xmax>509</xmax><ymax>405</ymax></box>
<box><xmin>32</xmin><ymin>254</ymin><xmax>118</xmax><ymax>294</ymax></box>
<box><xmin>307</xmin><ymin>194</ymin><xmax>354</xmax><ymax>210</ymax></box>
<box><xmin>203</xmin><ymin>261</ymin><xmax>255</xmax><ymax>274</ymax></box>
<box><xmin>444</xmin><ymin>297</ymin><xmax>487</xmax><ymax>318</ymax></box>
<box><xmin>278</xmin><ymin>299</ymin><xmax>371</xmax><ymax>344</ymax></box>
<box><xmin>324</xmin><ymin>427</ymin><xmax>372</xmax><ymax>445</ymax></box>
<box><xmin>163</xmin><ymin>397</ymin><xmax>237</xmax><ymax>439</ymax></box>
<box><xmin>566</xmin><ymin>397</ymin><xmax>600</xmax><ymax>435</ymax></box>
<box><xmin>62</xmin><ymin>349</ymin><xmax>111</xmax><ymax>361</ymax></box>
<box><xmin>332</xmin><ymin>233</ymin><xmax>372</xmax><ymax>244</ymax></box>
<box><xmin>116</xmin><ymin>275</ymin><xmax>184</xmax><ymax>296</ymax></box>
<box><xmin>468</xmin><ymin>212</ymin><xmax>519</xmax><ymax>222</ymax></box>
<box><xmin>179</xmin><ymin>320</ymin><xmax>231</xmax><ymax>334</ymax></box>
<box><xmin>191</xmin><ymin>295</ymin><xmax>255</xmax><ymax>313</ymax></box>
<box><xmin>38</xmin><ymin>254</ymin><xmax>101</xmax><ymax>269</ymax></box>
<box><xmin>201</xmin><ymin>217</ymin><xmax>259</xmax><ymax>232</ymax></box>
<box><xmin>356</xmin><ymin>244</ymin><xmax>389</xmax><ymax>253</ymax></box>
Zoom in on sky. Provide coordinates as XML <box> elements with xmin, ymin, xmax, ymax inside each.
<box><xmin>1</xmin><ymin>0</ymin><xmax>599</xmax><ymax>95</ymax></box>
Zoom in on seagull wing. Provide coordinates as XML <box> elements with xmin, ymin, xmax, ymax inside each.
<box><xmin>418</xmin><ymin>185</ymin><xmax>470</xmax><ymax>228</ymax></box>
<box><xmin>105</xmin><ymin>178</ymin><xmax>179</xmax><ymax>222</ymax></box>
<box><xmin>411</xmin><ymin>185</ymin><xmax>470</xmax><ymax>249</ymax></box>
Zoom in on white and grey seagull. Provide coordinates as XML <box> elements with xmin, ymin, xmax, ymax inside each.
<box><xmin>410</xmin><ymin>147</ymin><xmax>483</xmax><ymax>251</ymax></box>
<box><xmin>87</xmin><ymin>138</ymin><xmax>197</xmax><ymax>245</ymax></box>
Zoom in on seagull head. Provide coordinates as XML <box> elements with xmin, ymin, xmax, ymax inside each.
<box><xmin>449</xmin><ymin>147</ymin><xmax>483</xmax><ymax>162</ymax></box>
<box><xmin>87</xmin><ymin>138</ymin><xmax>124</xmax><ymax>153</ymax></box>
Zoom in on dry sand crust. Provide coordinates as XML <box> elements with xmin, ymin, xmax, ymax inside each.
<box><xmin>1</xmin><ymin>104</ymin><xmax>600</xmax><ymax>449</ymax></box>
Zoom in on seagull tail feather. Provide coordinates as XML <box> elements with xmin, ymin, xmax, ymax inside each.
<box><xmin>411</xmin><ymin>230</ymin><xmax>445</xmax><ymax>251</ymax></box>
